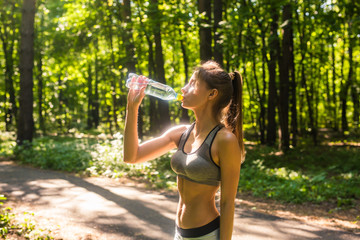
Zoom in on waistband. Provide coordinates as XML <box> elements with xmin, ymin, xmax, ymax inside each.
<box><xmin>176</xmin><ymin>216</ymin><xmax>220</xmax><ymax>238</ymax></box>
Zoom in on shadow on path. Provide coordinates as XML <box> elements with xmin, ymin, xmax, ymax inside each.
<box><xmin>0</xmin><ymin>162</ymin><xmax>177</xmax><ymax>239</ymax></box>
<box><xmin>1</xmin><ymin>161</ymin><xmax>359</xmax><ymax>240</ymax></box>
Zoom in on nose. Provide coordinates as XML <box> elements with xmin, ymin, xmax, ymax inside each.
<box><xmin>181</xmin><ymin>84</ymin><xmax>188</xmax><ymax>94</ymax></box>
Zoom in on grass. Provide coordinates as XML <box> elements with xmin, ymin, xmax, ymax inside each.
<box><xmin>0</xmin><ymin>195</ymin><xmax>53</xmax><ymax>239</ymax></box>
<box><xmin>1</xmin><ymin>130</ymin><xmax>359</xmax><ymax>206</ymax></box>
<box><xmin>240</xmin><ymin>144</ymin><xmax>360</xmax><ymax>204</ymax></box>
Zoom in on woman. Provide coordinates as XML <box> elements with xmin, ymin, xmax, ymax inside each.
<box><xmin>123</xmin><ymin>60</ymin><xmax>245</xmax><ymax>240</ymax></box>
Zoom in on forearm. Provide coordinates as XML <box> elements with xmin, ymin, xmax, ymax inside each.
<box><xmin>123</xmin><ymin>105</ymin><xmax>140</xmax><ymax>163</ymax></box>
<box><xmin>220</xmin><ymin>201</ymin><xmax>235</xmax><ymax>240</ymax></box>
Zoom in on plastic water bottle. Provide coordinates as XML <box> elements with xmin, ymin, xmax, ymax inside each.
<box><xmin>126</xmin><ymin>73</ymin><xmax>183</xmax><ymax>101</ymax></box>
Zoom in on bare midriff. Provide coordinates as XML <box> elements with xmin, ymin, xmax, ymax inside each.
<box><xmin>176</xmin><ymin>176</ymin><xmax>220</xmax><ymax>229</ymax></box>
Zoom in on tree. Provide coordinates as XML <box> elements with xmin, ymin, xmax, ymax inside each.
<box><xmin>17</xmin><ymin>0</ymin><xmax>36</xmax><ymax>145</ymax></box>
<box><xmin>266</xmin><ymin>2</ymin><xmax>280</xmax><ymax>146</ymax></box>
<box><xmin>278</xmin><ymin>3</ymin><xmax>291</xmax><ymax>150</ymax></box>
<box><xmin>0</xmin><ymin>0</ymin><xmax>20</xmax><ymax>131</ymax></box>
<box><xmin>213</xmin><ymin>0</ymin><xmax>223</xmax><ymax>66</ymax></box>
<box><xmin>121</xmin><ymin>0</ymin><xmax>136</xmax><ymax>74</ymax></box>
<box><xmin>150</xmin><ymin>0</ymin><xmax>170</xmax><ymax>131</ymax></box>
<box><xmin>198</xmin><ymin>0</ymin><xmax>212</xmax><ymax>61</ymax></box>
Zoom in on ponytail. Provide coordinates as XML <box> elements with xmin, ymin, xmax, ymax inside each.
<box><xmin>226</xmin><ymin>71</ymin><xmax>245</xmax><ymax>163</ymax></box>
<box><xmin>196</xmin><ymin>61</ymin><xmax>246</xmax><ymax>163</ymax></box>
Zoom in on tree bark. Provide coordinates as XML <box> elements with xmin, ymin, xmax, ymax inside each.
<box><xmin>278</xmin><ymin>4</ymin><xmax>291</xmax><ymax>151</ymax></box>
<box><xmin>340</xmin><ymin>27</ymin><xmax>349</xmax><ymax>133</ymax></box>
<box><xmin>36</xmin><ymin>49</ymin><xmax>45</xmax><ymax>134</ymax></box>
<box><xmin>17</xmin><ymin>0</ymin><xmax>36</xmax><ymax>145</ymax></box>
<box><xmin>93</xmin><ymin>40</ymin><xmax>100</xmax><ymax>128</ymax></box>
<box><xmin>198</xmin><ymin>0</ymin><xmax>212</xmax><ymax>61</ymax></box>
<box><xmin>346</xmin><ymin>21</ymin><xmax>355</xmax><ymax>131</ymax></box>
<box><xmin>151</xmin><ymin>0</ymin><xmax>170</xmax><ymax>131</ymax></box>
<box><xmin>266</xmin><ymin>7</ymin><xmax>279</xmax><ymax>146</ymax></box>
<box><xmin>213</xmin><ymin>0</ymin><xmax>223</xmax><ymax>66</ymax></box>
<box><xmin>87</xmin><ymin>64</ymin><xmax>93</xmax><ymax>129</ymax></box>
<box><xmin>288</xmin><ymin>4</ymin><xmax>297</xmax><ymax>147</ymax></box>
<box><xmin>331</xmin><ymin>42</ymin><xmax>338</xmax><ymax>131</ymax></box>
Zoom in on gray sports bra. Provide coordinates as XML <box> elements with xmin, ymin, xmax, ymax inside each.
<box><xmin>171</xmin><ymin>123</ymin><xmax>223</xmax><ymax>186</ymax></box>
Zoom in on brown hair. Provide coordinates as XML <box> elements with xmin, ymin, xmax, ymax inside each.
<box><xmin>195</xmin><ymin>61</ymin><xmax>245</xmax><ymax>162</ymax></box>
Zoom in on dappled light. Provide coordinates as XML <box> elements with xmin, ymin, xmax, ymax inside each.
<box><xmin>1</xmin><ymin>0</ymin><xmax>359</xmax><ymax>238</ymax></box>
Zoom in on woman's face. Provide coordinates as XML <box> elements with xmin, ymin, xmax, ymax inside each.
<box><xmin>181</xmin><ymin>73</ymin><xmax>212</xmax><ymax>110</ymax></box>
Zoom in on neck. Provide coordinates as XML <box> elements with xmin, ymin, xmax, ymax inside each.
<box><xmin>192</xmin><ymin>107</ymin><xmax>218</xmax><ymax>136</ymax></box>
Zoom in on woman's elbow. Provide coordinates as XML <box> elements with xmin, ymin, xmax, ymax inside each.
<box><xmin>123</xmin><ymin>157</ymin><xmax>134</xmax><ymax>164</ymax></box>
<box><xmin>123</xmin><ymin>151</ymin><xmax>136</xmax><ymax>164</ymax></box>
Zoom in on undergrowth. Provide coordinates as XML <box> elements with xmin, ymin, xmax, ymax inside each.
<box><xmin>240</xmin><ymin>145</ymin><xmax>360</xmax><ymax>204</ymax></box>
<box><xmin>1</xmin><ymin>131</ymin><xmax>359</xmax><ymax>206</ymax></box>
<box><xmin>0</xmin><ymin>194</ymin><xmax>53</xmax><ymax>239</ymax></box>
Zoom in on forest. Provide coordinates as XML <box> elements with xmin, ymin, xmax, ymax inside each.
<box><xmin>0</xmin><ymin>0</ymin><xmax>358</xmax><ymax>149</ymax></box>
<box><xmin>0</xmin><ymin>0</ymin><xmax>359</xmax><ymax>237</ymax></box>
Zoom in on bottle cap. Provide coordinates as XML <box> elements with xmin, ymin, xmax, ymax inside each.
<box><xmin>176</xmin><ymin>94</ymin><xmax>183</xmax><ymax>101</ymax></box>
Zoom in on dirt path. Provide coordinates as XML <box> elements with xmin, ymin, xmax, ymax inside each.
<box><xmin>1</xmin><ymin>161</ymin><xmax>359</xmax><ymax>240</ymax></box>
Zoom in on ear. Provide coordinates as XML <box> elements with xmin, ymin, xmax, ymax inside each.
<box><xmin>208</xmin><ymin>89</ymin><xmax>218</xmax><ymax>100</ymax></box>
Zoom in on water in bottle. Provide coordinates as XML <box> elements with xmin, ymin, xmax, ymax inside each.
<box><xmin>126</xmin><ymin>73</ymin><xmax>183</xmax><ymax>101</ymax></box>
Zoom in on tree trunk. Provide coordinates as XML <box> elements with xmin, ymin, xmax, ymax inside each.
<box><xmin>121</xmin><ymin>0</ymin><xmax>136</xmax><ymax>74</ymax></box>
<box><xmin>278</xmin><ymin>4</ymin><xmax>291</xmax><ymax>151</ymax></box>
<box><xmin>151</xmin><ymin>0</ymin><xmax>170</xmax><ymax>131</ymax></box>
<box><xmin>351</xmin><ymin>62</ymin><xmax>359</xmax><ymax>127</ymax></box>
<box><xmin>251</xmin><ymin>50</ymin><xmax>265</xmax><ymax>144</ymax></box>
<box><xmin>198</xmin><ymin>0</ymin><xmax>212</xmax><ymax>61</ymax></box>
<box><xmin>179</xmin><ymin>29</ymin><xmax>190</xmax><ymax>123</ymax></box>
<box><xmin>331</xmin><ymin>42</ymin><xmax>338</xmax><ymax>131</ymax></box>
<box><xmin>138</xmin><ymin>4</ymin><xmax>158</xmax><ymax>135</ymax></box>
<box><xmin>57</xmin><ymin>75</ymin><xmax>63</xmax><ymax>129</ymax></box>
<box><xmin>340</xmin><ymin>29</ymin><xmax>348</xmax><ymax>133</ymax></box>
<box><xmin>93</xmin><ymin>40</ymin><xmax>100</xmax><ymax>128</ymax></box>
<box><xmin>87</xmin><ymin>64</ymin><xmax>93</xmax><ymax>129</ymax></box>
<box><xmin>266</xmin><ymin>7</ymin><xmax>279</xmax><ymax>146</ymax></box>
<box><xmin>36</xmin><ymin>49</ymin><xmax>45</xmax><ymax>134</ymax></box>
<box><xmin>17</xmin><ymin>0</ymin><xmax>36</xmax><ymax>145</ymax></box>
<box><xmin>106</xmin><ymin>7</ymin><xmax>119</xmax><ymax>131</ymax></box>
<box><xmin>346</xmin><ymin>21</ymin><xmax>355</xmax><ymax>131</ymax></box>
<box><xmin>213</xmin><ymin>0</ymin><xmax>223</xmax><ymax>66</ymax></box>
<box><xmin>288</xmin><ymin>4</ymin><xmax>297</xmax><ymax>147</ymax></box>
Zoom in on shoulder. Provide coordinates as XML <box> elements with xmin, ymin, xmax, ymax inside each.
<box><xmin>164</xmin><ymin>124</ymin><xmax>190</xmax><ymax>135</ymax></box>
<box><xmin>162</xmin><ymin>124</ymin><xmax>191</xmax><ymax>143</ymax></box>
<box><xmin>215</xmin><ymin>128</ymin><xmax>242</xmax><ymax>165</ymax></box>
<box><xmin>211</xmin><ymin>127</ymin><xmax>240</xmax><ymax>165</ymax></box>
<box><xmin>216</xmin><ymin>127</ymin><xmax>238</xmax><ymax>146</ymax></box>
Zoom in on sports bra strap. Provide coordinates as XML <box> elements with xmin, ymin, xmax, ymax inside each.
<box><xmin>204</xmin><ymin>124</ymin><xmax>224</xmax><ymax>146</ymax></box>
<box><xmin>178</xmin><ymin>123</ymin><xmax>195</xmax><ymax>150</ymax></box>
<box><xmin>178</xmin><ymin>123</ymin><xmax>223</xmax><ymax>150</ymax></box>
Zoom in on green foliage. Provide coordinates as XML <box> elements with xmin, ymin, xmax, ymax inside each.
<box><xmin>11</xmin><ymin>132</ymin><xmax>177</xmax><ymax>190</ymax></box>
<box><xmin>4</xmin><ymin>129</ymin><xmax>359</xmax><ymax>204</ymax></box>
<box><xmin>1</xmin><ymin>0</ymin><xmax>359</xmax><ymax>135</ymax></box>
<box><xmin>0</xmin><ymin>132</ymin><xmax>16</xmax><ymax>157</ymax></box>
<box><xmin>0</xmin><ymin>194</ymin><xmax>53</xmax><ymax>239</ymax></box>
<box><xmin>15</xmin><ymin>136</ymin><xmax>94</xmax><ymax>172</ymax></box>
<box><xmin>240</xmin><ymin>145</ymin><xmax>360</xmax><ymax>204</ymax></box>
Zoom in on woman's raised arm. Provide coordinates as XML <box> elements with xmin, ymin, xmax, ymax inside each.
<box><xmin>123</xmin><ymin>82</ymin><xmax>187</xmax><ymax>164</ymax></box>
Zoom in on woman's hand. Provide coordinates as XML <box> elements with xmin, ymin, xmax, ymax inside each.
<box><xmin>127</xmin><ymin>75</ymin><xmax>147</xmax><ymax>109</ymax></box>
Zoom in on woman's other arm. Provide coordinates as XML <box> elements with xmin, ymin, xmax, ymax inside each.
<box><xmin>218</xmin><ymin>131</ymin><xmax>242</xmax><ymax>240</ymax></box>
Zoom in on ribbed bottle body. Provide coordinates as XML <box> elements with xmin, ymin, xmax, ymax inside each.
<box><xmin>126</xmin><ymin>73</ymin><xmax>182</xmax><ymax>101</ymax></box>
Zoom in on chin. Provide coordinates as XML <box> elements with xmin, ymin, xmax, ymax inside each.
<box><xmin>181</xmin><ymin>103</ymin><xmax>189</xmax><ymax>109</ymax></box>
